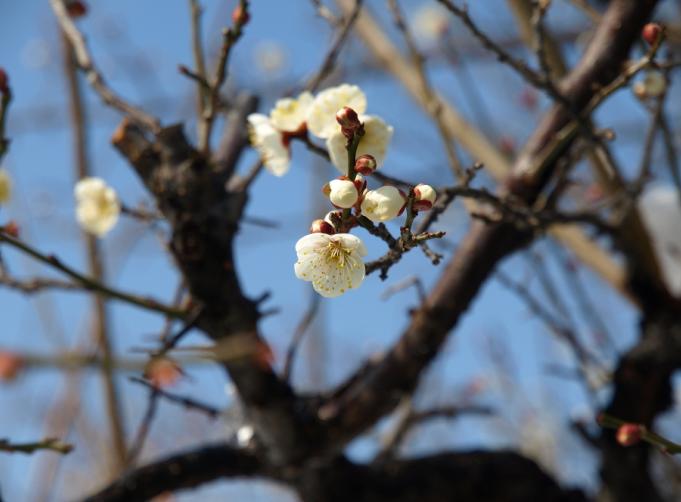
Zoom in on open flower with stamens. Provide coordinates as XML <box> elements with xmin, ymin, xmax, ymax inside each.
<box><xmin>269</xmin><ymin>91</ymin><xmax>313</xmax><ymax>133</ymax></box>
<box><xmin>307</xmin><ymin>84</ymin><xmax>367</xmax><ymax>139</ymax></box>
<box><xmin>294</xmin><ymin>233</ymin><xmax>367</xmax><ymax>297</ymax></box>
<box><xmin>247</xmin><ymin>113</ymin><xmax>290</xmax><ymax>176</ymax></box>
<box><xmin>74</xmin><ymin>177</ymin><xmax>120</xmax><ymax>237</ymax></box>
<box><xmin>327</xmin><ymin>115</ymin><xmax>393</xmax><ymax>173</ymax></box>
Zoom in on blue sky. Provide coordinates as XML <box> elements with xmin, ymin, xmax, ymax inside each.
<box><xmin>1</xmin><ymin>0</ymin><xmax>679</xmax><ymax>500</ymax></box>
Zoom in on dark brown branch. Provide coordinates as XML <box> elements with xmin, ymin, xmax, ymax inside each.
<box><xmin>317</xmin><ymin>0</ymin><xmax>659</xmax><ymax>452</ymax></box>
<box><xmin>83</xmin><ymin>443</ymin><xmax>266</xmax><ymax>502</ymax></box>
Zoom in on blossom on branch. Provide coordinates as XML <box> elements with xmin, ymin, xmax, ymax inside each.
<box><xmin>327</xmin><ymin>115</ymin><xmax>393</xmax><ymax>174</ymax></box>
<box><xmin>247</xmin><ymin>113</ymin><xmax>290</xmax><ymax>176</ymax></box>
<box><xmin>324</xmin><ymin>178</ymin><xmax>360</xmax><ymax>209</ymax></box>
<box><xmin>307</xmin><ymin>84</ymin><xmax>367</xmax><ymax>139</ymax></box>
<box><xmin>269</xmin><ymin>91</ymin><xmax>313</xmax><ymax>133</ymax></box>
<box><xmin>360</xmin><ymin>186</ymin><xmax>406</xmax><ymax>222</ymax></box>
<box><xmin>294</xmin><ymin>233</ymin><xmax>367</xmax><ymax>297</ymax></box>
<box><xmin>74</xmin><ymin>177</ymin><xmax>120</xmax><ymax>237</ymax></box>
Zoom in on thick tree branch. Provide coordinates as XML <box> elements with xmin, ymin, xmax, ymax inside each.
<box><xmin>320</xmin><ymin>0</ymin><xmax>659</xmax><ymax>451</ymax></box>
<box><xmin>82</xmin><ymin>443</ymin><xmax>266</xmax><ymax>502</ymax></box>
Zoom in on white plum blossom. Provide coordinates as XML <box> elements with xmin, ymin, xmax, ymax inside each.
<box><xmin>0</xmin><ymin>169</ymin><xmax>11</xmax><ymax>204</ymax></box>
<box><xmin>307</xmin><ymin>84</ymin><xmax>367</xmax><ymax>139</ymax></box>
<box><xmin>74</xmin><ymin>177</ymin><xmax>120</xmax><ymax>237</ymax></box>
<box><xmin>294</xmin><ymin>233</ymin><xmax>367</xmax><ymax>297</ymax></box>
<box><xmin>269</xmin><ymin>91</ymin><xmax>313</xmax><ymax>132</ymax></box>
<box><xmin>412</xmin><ymin>4</ymin><xmax>449</xmax><ymax>44</ymax></box>
<box><xmin>327</xmin><ymin>115</ymin><xmax>393</xmax><ymax>174</ymax></box>
<box><xmin>638</xmin><ymin>185</ymin><xmax>681</xmax><ymax>296</ymax></box>
<box><xmin>360</xmin><ymin>186</ymin><xmax>405</xmax><ymax>222</ymax></box>
<box><xmin>327</xmin><ymin>179</ymin><xmax>359</xmax><ymax>208</ymax></box>
<box><xmin>247</xmin><ymin>113</ymin><xmax>290</xmax><ymax>176</ymax></box>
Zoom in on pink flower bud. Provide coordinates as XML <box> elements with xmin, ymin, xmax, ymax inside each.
<box><xmin>231</xmin><ymin>4</ymin><xmax>250</xmax><ymax>25</ymax></box>
<box><xmin>145</xmin><ymin>358</ymin><xmax>182</xmax><ymax>389</ymax></box>
<box><xmin>2</xmin><ymin>220</ymin><xmax>19</xmax><ymax>238</ymax></box>
<box><xmin>355</xmin><ymin>154</ymin><xmax>377</xmax><ymax>176</ymax></box>
<box><xmin>642</xmin><ymin>23</ymin><xmax>662</xmax><ymax>46</ymax></box>
<box><xmin>0</xmin><ymin>351</ymin><xmax>23</xmax><ymax>381</ymax></box>
<box><xmin>66</xmin><ymin>0</ymin><xmax>88</xmax><ymax>18</ymax></box>
<box><xmin>336</xmin><ymin>106</ymin><xmax>360</xmax><ymax>129</ymax></box>
<box><xmin>413</xmin><ymin>183</ymin><xmax>436</xmax><ymax>211</ymax></box>
<box><xmin>616</xmin><ymin>423</ymin><xmax>645</xmax><ymax>447</ymax></box>
<box><xmin>310</xmin><ymin>219</ymin><xmax>335</xmax><ymax>235</ymax></box>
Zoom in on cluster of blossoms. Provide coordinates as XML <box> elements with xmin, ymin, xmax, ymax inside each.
<box><xmin>247</xmin><ymin>84</ymin><xmax>393</xmax><ymax>176</ymax></box>
<box><xmin>74</xmin><ymin>177</ymin><xmax>120</xmax><ymax>237</ymax></box>
<box><xmin>249</xmin><ymin>84</ymin><xmax>437</xmax><ymax>298</ymax></box>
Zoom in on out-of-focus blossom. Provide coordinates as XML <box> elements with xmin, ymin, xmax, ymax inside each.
<box><xmin>247</xmin><ymin>114</ymin><xmax>290</xmax><ymax>176</ymax></box>
<box><xmin>254</xmin><ymin>41</ymin><xmax>286</xmax><ymax>75</ymax></box>
<box><xmin>0</xmin><ymin>169</ymin><xmax>12</xmax><ymax>204</ymax></box>
<box><xmin>412</xmin><ymin>4</ymin><xmax>449</xmax><ymax>44</ymax></box>
<box><xmin>0</xmin><ymin>351</ymin><xmax>23</xmax><ymax>381</ymax></box>
<box><xmin>633</xmin><ymin>71</ymin><xmax>667</xmax><ymax>99</ymax></box>
<box><xmin>327</xmin><ymin>115</ymin><xmax>393</xmax><ymax>174</ymax></box>
<box><xmin>294</xmin><ymin>233</ymin><xmax>367</xmax><ymax>297</ymax></box>
<box><xmin>639</xmin><ymin>185</ymin><xmax>681</xmax><ymax>296</ymax></box>
<box><xmin>74</xmin><ymin>177</ymin><xmax>120</xmax><ymax>237</ymax></box>
<box><xmin>269</xmin><ymin>91</ymin><xmax>313</xmax><ymax>133</ymax></box>
<box><xmin>145</xmin><ymin>358</ymin><xmax>182</xmax><ymax>388</ymax></box>
<box><xmin>307</xmin><ymin>84</ymin><xmax>367</xmax><ymax>139</ymax></box>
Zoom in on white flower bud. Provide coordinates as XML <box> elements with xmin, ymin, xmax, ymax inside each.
<box><xmin>413</xmin><ymin>183</ymin><xmax>436</xmax><ymax>211</ymax></box>
<box><xmin>360</xmin><ymin>186</ymin><xmax>406</xmax><ymax>222</ymax></box>
<box><xmin>327</xmin><ymin>179</ymin><xmax>359</xmax><ymax>208</ymax></box>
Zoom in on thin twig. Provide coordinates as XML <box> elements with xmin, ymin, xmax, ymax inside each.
<box><xmin>198</xmin><ymin>0</ymin><xmax>249</xmax><ymax>155</ymax></box>
<box><xmin>49</xmin><ymin>0</ymin><xmax>160</xmax><ymax>132</ymax></box>
<box><xmin>129</xmin><ymin>377</ymin><xmax>222</xmax><ymax>419</ymax></box>
<box><xmin>0</xmin><ymin>438</ymin><xmax>73</xmax><ymax>455</ymax></box>
<box><xmin>0</xmin><ymin>230</ymin><xmax>186</xmax><ymax>318</ymax></box>
<box><xmin>387</xmin><ymin>0</ymin><xmax>465</xmax><ymax>179</ymax></box>
<box><xmin>305</xmin><ymin>0</ymin><xmax>364</xmax><ymax>92</ymax></box>
<box><xmin>283</xmin><ymin>293</ymin><xmax>321</xmax><ymax>382</ymax></box>
<box><xmin>62</xmin><ymin>32</ymin><xmax>127</xmax><ymax>472</ymax></box>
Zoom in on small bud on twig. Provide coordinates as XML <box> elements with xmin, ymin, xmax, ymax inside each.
<box><xmin>232</xmin><ymin>4</ymin><xmax>250</xmax><ymax>26</ymax></box>
<box><xmin>355</xmin><ymin>154</ymin><xmax>377</xmax><ymax>176</ymax></box>
<box><xmin>336</xmin><ymin>106</ymin><xmax>362</xmax><ymax>139</ymax></box>
<box><xmin>642</xmin><ymin>23</ymin><xmax>662</xmax><ymax>46</ymax></box>
<box><xmin>413</xmin><ymin>184</ymin><xmax>437</xmax><ymax>212</ymax></box>
<box><xmin>66</xmin><ymin>0</ymin><xmax>88</xmax><ymax>18</ymax></box>
<box><xmin>616</xmin><ymin>423</ymin><xmax>645</xmax><ymax>447</ymax></box>
<box><xmin>310</xmin><ymin>219</ymin><xmax>335</xmax><ymax>235</ymax></box>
